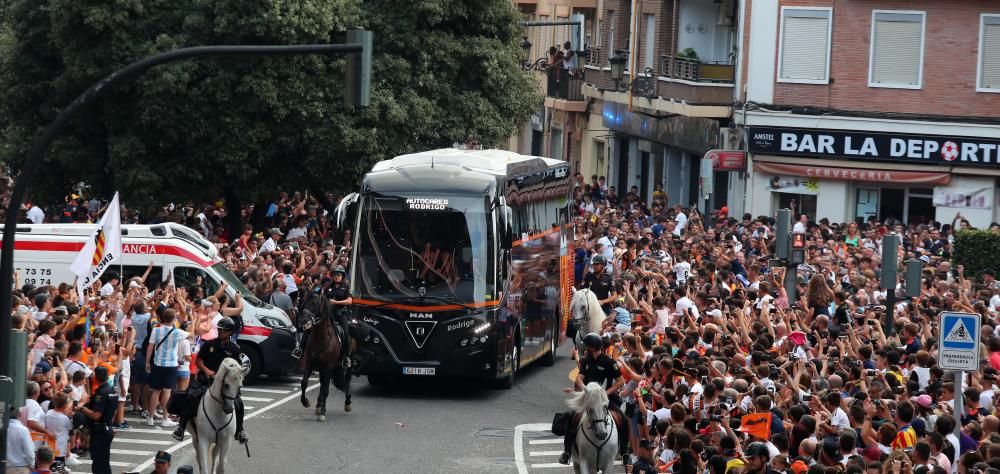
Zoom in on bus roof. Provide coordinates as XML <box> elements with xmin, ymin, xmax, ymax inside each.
<box><xmin>371</xmin><ymin>148</ymin><xmax>565</xmax><ymax>177</ymax></box>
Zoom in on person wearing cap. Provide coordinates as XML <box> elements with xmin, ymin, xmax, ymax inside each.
<box><xmin>173</xmin><ymin>317</ymin><xmax>247</xmax><ymax>444</ymax></box>
<box><xmin>260</xmin><ymin>228</ymin><xmax>283</xmax><ymax>254</ymax></box>
<box><xmin>558</xmin><ymin>332</ymin><xmax>628</xmax><ymax>465</ymax></box>
<box><xmin>79</xmin><ymin>365</ymin><xmax>118</xmax><ymax>474</ymax></box>
<box><xmin>744</xmin><ymin>442</ymin><xmax>776</xmax><ymax>474</ymax></box>
<box><xmin>631</xmin><ymin>438</ymin><xmax>657</xmax><ymax>474</ymax></box>
<box><xmin>582</xmin><ymin>254</ymin><xmax>616</xmax><ymax>314</ymax></box>
<box><xmin>152</xmin><ymin>450</ymin><xmax>172</xmax><ymax>474</ymax></box>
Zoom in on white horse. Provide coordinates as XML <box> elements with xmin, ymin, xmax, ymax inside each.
<box><xmin>569</xmin><ymin>288</ymin><xmax>605</xmax><ymax>356</ymax></box>
<box><xmin>567</xmin><ymin>382</ymin><xmax>619</xmax><ymax>474</ymax></box>
<box><xmin>190</xmin><ymin>358</ymin><xmax>244</xmax><ymax>474</ymax></box>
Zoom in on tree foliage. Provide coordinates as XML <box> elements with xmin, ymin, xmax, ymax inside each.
<box><xmin>952</xmin><ymin>230</ymin><xmax>1000</xmax><ymax>278</ymax></box>
<box><xmin>0</xmin><ymin>0</ymin><xmax>539</xmax><ymax>207</ymax></box>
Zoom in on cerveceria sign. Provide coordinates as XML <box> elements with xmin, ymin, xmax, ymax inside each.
<box><xmin>748</xmin><ymin>127</ymin><xmax>1000</xmax><ymax>167</ymax></box>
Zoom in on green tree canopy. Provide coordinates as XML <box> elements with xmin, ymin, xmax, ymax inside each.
<box><xmin>0</xmin><ymin>0</ymin><xmax>539</xmax><ymax>212</ymax></box>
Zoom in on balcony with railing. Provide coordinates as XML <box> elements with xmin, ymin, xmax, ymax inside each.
<box><xmin>546</xmin><ymin>67</ymin><xmax>585</xmax><ymax>101</ymax></box>
<box><xmin>661</xmin><ymin>54</ymin><xmax>735</xmax><ymax>83</ymax></box>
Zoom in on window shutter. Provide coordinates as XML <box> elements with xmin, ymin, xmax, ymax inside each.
<box><xmin>981</xmin><ymin>19</ymin><xmax>1000</xmax><ymax>89</ymax></box>
<box><xmin>780</xmin><ymin>11</ymin><xmax>831</xmax><ymax>81</ymax></box>
<box><xmin>871</xmin><ymin>13</ymin><xmax>924</xmax><ymax>86</ymax></box>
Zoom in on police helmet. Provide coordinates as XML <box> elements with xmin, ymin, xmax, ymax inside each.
<box><xmin>591</xmin><ymin>255</ymin><xmax>607</xmax><ymax>265</ymax></box>
<box><xmin>217</xmin><ymin>317</ymin><xmax>236</xmax><ymax>333</ymax></box>
<box><xmin>332</xmin><ymin>265</ymin><xmax>347</xmax><ymax>276</ymax></box>
<box><xmin>744</xmin><ymin>442</ymin><xmax>770</xmax><ymax>459</ymax></box>
<box><xmin>582</xmin><ymin>333</ymin><xmax>604</xmax><ymax>350</ymax></box>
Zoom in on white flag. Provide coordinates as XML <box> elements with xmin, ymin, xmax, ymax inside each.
<box><xmin>71</xmin><ymin>192</ymin><xmax>122</xmax><ymax>303</ymax></box>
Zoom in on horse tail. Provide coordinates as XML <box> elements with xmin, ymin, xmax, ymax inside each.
<box><xmin>567</xmin><ymin>382</ymin><xmax>608</xmax><ymax>412</ymax></box>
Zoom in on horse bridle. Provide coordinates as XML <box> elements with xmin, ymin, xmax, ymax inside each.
<box><xmin>578</xmin><ymin>405</ymin><xmax>613</xmax><ymax>468</ymax></box>
<box><xmin>571</xmin><ymin>289</ymin><xmax>592</xmax><ymax>340</ymax></box>
<box><xmin>199</xmin><ymin>367</ymin><xmax>238</xmax><ymax>445</ymax></box>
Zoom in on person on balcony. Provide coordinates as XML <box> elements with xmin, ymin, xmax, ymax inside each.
<box><xmin>562</xmin><ymin>41</ymin><xmax>578</xmax><ymax>76</ymax></box>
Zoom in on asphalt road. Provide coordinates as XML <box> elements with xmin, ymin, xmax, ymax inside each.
<box><xmin>98</xmin><ymin>342</ymin><xmax>581</xmax><ymax>473</ymax></box>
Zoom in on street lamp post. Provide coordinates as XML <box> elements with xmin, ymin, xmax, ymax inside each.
<box><xmin>0</xmin><ymin>40</ymin><xmax>372</xmax><ymax>471</ymax></box>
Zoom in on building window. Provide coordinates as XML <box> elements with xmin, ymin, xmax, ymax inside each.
<box><xmin>644</xmin><ymin>14</ymin><xmax>656</xmax><ymax>70</ymax></box>
<box><xmin>978</xmin><ymin>14</ymin><xmax>1000</xmax><ymax>92</ymax></box>
<box><xmin>594</xmin><ymin>140</ymin><xmax>606</xmax><ymax>176</ymax></box>
<box><xmin>607</xmin><ymin>10</ymin><xmax>616</xmax><ymax>59</ymax></box>
<box><xmin>550</xmin><ymin>128</ymin><xmax>563</xmax><ymax>161</ymax></box>
<box><xmin>777</xmin><ymin>7</ymin><xmax>832</xmax><ymax>84</ymax></box>
<box><xmin>869</xmin><ymin>10</ymin><xmax>925</xmax><ymax>89</ymax></box>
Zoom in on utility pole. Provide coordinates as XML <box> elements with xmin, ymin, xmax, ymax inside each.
<box><xmin>0</xmin><ymin>39</ymin><xmax>374</xmax><ymax>471</ymax></box>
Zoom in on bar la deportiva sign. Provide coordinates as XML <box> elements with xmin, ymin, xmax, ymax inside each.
<box><xmin>748</xmin><ymin>127</ymin><xmax>1000</xmax><ymax>167</ymax></box>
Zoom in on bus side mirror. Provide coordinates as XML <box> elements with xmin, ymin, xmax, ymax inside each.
<box><xmin>335</xmin><ymin>193</ymin><xmax>359</xmax><ymax>232</ymax></box>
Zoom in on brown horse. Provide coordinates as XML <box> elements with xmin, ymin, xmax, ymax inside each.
<box><xmin>297</xmin><ymin>290</ymin><xmax>352</xmax><ymax>421</ymax></box>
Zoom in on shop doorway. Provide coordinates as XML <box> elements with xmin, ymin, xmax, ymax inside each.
<box><xmin>881</xmin><ymin>189</ymin><xmax>905</xmax><ymax>223</ymax></box>
<box><xmin>854</xmin><ymin>187</ymin><xmax>936</xmax><ymax>225</ymax></box>
<box><xmin>775</xmin><ymin>192</ymin><xmax>817</xmax><ymax>219</ymax></box>
<box><xmin>907</xmin><ymin>188</ymin><xmax>935</xmax><ymax>225</ymax></box>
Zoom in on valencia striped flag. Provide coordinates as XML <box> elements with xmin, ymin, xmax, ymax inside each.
<box><xmin>71</xmin><ymin>192</ymin><xmax>122</xmax><ymax>303</ymax></box>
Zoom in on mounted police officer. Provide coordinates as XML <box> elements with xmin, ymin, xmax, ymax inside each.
<box><xmin>326</xmin><ymin>265</ymin><xmax>355</xmax><ymax>366</ymax></box>
<box><xmin>292</xmin><ymin>265</ymin><xmax>353</xmax><ymax>362</ymax></box>
<box><xmin>172</xmin><ymin>318</ymin><xmax>248</xmax><ymax>444</ymax></box>
<box><xmin>80</xmin><ymin>366</ymin><xmax>117</xmax><ymax>474</ymax></box>
<box><xmin>558</xmin><ymin>332</ymin><xmax>629</xmax><ymax>465</ymax></box>
<box><xmin>582</xmin><ymin>255</ymin><xmax>617</xmax><ymax>314</ymax></box>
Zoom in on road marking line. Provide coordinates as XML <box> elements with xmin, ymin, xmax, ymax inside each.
<box><xmin>241</xmin><ymin>396</ymin><xmax>273</xmax><ymax>402</ymax></box>
<box><xmin>515</xmin><ymin>423</ymin><xmax>552</xmax><ymax>474</ymax></box>
<box><xmin>241</xmin><ymin>387</ymin><xmax>290</xmax><ymax>394</ymax></box>
<box><xmin>73</xmin><ymin>460</ymin><xmax>133</xmax><ymax>467</ymax></box>
<box><xmin>130</xmin><ymin>382</ymin><xmax>321</xmax><ymax>473</ymax></box>
<box><xmin>114</xmin><ymin>428</ymin><xmax>172</xmax><ymax>435</ymax></box>
<box><xmin>531</xmin><ymin>461</ymin><xmax>622</xmax><ymax>468</ymax></box>
<box><xmin>244</xmin><ymin>406</ymin><xmax>256</xmax><ymax>410</ymax></box>
<box><xmin>110</xmin><ymin>448</ymin><xmax>155</xmax><ymax>456</ymax></box>
<box><xmin>530</xmin><ymin>450</ymin><xmax>563</xmax><ymax>456</ymax></box>
<box><xmin>528</xmin><ymin>438</ymin><xmax>562</xmax><ymax>445</ymax></box>
<box><xmin>113</xmin><ymin>438</ymin><xmax>175</xmax><ymax>446</ymax></box>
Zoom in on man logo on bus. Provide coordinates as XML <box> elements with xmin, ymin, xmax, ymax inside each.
<box><xmin>418</xmin><ymin>287</ymin><xmax>426</xmax><ymax>296</ymax></box>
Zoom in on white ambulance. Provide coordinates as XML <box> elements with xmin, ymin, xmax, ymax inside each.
<box><xmin>8</xmin><ymin>222</ymin><xmax>295</xmax><ymax>383</ymax></box>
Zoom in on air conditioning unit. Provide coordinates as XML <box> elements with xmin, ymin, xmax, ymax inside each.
<box><xmin>716</xmin><ymin>0</ymin><xmax>734</xmax><ymax>26</ymax></box>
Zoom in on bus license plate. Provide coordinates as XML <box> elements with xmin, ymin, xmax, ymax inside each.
<box><xmin>403</xmin><ymin>367</ymin><xmax>435</xmax><ymax>375</ymax></box>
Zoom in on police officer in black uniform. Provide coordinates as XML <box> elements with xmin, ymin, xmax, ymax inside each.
<box><xmin>171</xmin><ymin>318</ymin><xmax>248</xmax><ymax>444</ymax></box>
<box><xmin>631</xmin><ymin>439</ymin><xmax>658</xmax><ymax>474</ymax></box>
<box><xmin>558</xmin><ymin>333</ymin><xmax>628</xmax><ymax>465</ymax></box>
<box><xmin>325</xmin><ymin>265</ymin><xmax>354</xmax><ymax>365</ymax></box>
<box><xmin>80</xmin><ymin>366</ymin><xmax>117</xmax><ymax>474</ymax></box>
<box><xmin>582</xmin><ymin>255</ymin><xmax>617</xmax><ymax>313</ymax></box>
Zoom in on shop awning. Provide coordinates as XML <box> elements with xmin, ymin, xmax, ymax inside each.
<box><xmin>753</xmin><ymin>161</ymin><xmax>951</xmax><ymax>185</ymax></box>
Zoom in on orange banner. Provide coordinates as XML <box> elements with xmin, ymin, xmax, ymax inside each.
<box><xmin>739</xmin><ymin>412</ymin><xmax>772</xmax><ymax>441</ymax></box>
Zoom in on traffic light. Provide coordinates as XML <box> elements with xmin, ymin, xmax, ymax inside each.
<box><xmin>345</xmin><ymin>29</ymin><xmax>373</xmax><ymax>107</ymax></box>
<box><xmin>791</xmin><ymin>232</ymin><xmax>806</xmax><ymax>249</ymax></box>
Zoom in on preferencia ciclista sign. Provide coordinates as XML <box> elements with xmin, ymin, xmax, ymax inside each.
<box><xmin>748</xmin><ymin>127</ymin><xmax>1000</xmax><ymax>167</ymax></box>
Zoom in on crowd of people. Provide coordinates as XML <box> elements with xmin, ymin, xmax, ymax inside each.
<box><xmin>5</xmin><ymin>166</ymin><xmax>1000</xmax><ymax>474</ymax></box>
<box><xmin>4</xmin><ymin>190</ymin><xmax>350</xmax><ymax>473</ymax></box>
<box><xmin>560</xmin><ymin>172</ymin><xmax>1000</xmax><ymax>474</ymax></box>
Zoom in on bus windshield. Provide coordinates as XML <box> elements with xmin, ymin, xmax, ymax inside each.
<box><xmin>355</xmin><ymin>194</ymin><xmax>496</xmax><ymax>305</ymax></box>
